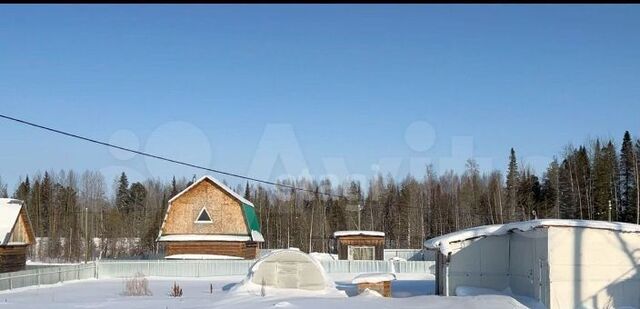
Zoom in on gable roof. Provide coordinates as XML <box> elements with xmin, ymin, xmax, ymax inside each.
<box><xmin>169</xmin><ymin>175</ymin><xmax>254</xmax><ymax>207</ymax></box>
<box><xmin>0</xmin><ymin>198</ymin><xmax>35</xmax><ymax>246</ymax></box>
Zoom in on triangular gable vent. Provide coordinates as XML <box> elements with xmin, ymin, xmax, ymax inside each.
<box><xmin>196</xmin><ymin>207</ymin><xmax>212</xmax><ymax>223</ymax></box>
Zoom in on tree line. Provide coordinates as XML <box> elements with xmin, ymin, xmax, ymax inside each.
<box><xmin>1</xmin><ymin>130</ymin><xmax>639</xmax><ymax>261</ymax></box>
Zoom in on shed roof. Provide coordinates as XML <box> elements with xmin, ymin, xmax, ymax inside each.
<box><xmin>424</xmin><ymin>219</ymin><xmax>640</xmax><ymax>255</ymax></box>
<box><xmin>333</xmin><ymin>230</ymin><xmax>385</xmax><ymax>238</ymax></box>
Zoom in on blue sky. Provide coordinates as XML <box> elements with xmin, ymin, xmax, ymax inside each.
<box><xmin>1</xmin><ymin>5</ymin><xmax>639</xmax><ymax>191</ymax></box>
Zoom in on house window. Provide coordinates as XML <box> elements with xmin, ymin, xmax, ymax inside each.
<box><xmin>195</xmin><ymin>207</ymin><xmax>212</xmax><ymax>223</ymax></box>
<box><xmin>348</xmin><ymin>246</ymin><xmax>375</xmax><ymax>260</ymax></box>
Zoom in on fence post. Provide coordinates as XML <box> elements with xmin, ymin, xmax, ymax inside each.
<box><xmin>37</xmin><ymin>268</ymin><xmax>40</xmax><ymax>286</ymax></box>
<box><xmin>8</xmin><ymin>275</ymin><xmax>12</xmax><ymax>290</ymax></box>
<box><xmin>59</xmin><ymin>267</ymin><xmax>62</xmax><ymax>283</ymax></box>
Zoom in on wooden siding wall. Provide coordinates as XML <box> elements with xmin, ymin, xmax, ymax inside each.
<box><xmin>336</xmin><ymin>236</ymin><xmax>384</xmax><ymax>260</ymax></box>
<box><xmin>165</xmin><ymin>241</ymin><xmax>258</xmax><ymax>259</ymax></box>
<box><xmin>357</xmin><ymin>281</ymin><xmax>392</xmax><ymax>297</ymax></box>
<box><xmin>10</xmin><ymin>210</ymin><xmax>34</xmax><ymax>245</ymax></box>
<box><xmin>162</xmin><ymin>180</ymin><xmax>249</xmax><ymax>236</ymax></box>
<box><xmin>0</xmin><ymin>245</ymin><xmax>27</xmax><ymax>273</ymax></box>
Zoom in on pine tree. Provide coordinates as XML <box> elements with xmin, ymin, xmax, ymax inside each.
<box><xmin>506</xmin><ymin>148</ymin><xmax>519</xmax><ymax>221</ymax></box>
<box><xmin>115</xmin><ymin>172</ymin><xmax>130</xmax><ymax>214</ymax></box>
<box><xmin>619</xmin><ymin>131</ymin><xmax>637</xmax><ymax>222</ymax></box>
<box><xmin>170</xmin><ymin>176</ymin><xmax>179</xmax><ymax>199</ymax></box>
<box><xmin>592</xmin><ymin>140</ymin><xmax>617</xmax><ymax>220</ymax></box>
<box><xmin>40</xmin><ymin>172</ymin><xmax>52</xmax><ymax>237</ymax></box>
<box><xmin>541</xmin><ymin>158</ymin><xmax>560</xmax><ymax>218</ymax></box>
<box><xmin>244</xmin><ymin>182</ymin><xmax>251</xmax><ymax>200</ymax></box>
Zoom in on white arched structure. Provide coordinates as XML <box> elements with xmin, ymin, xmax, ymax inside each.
<box><xmin>231</xmin><ymin>249</ymin><xmax>343</xmax><ymax>296</ymax></box>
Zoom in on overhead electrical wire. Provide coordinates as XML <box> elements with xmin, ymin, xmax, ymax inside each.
<box><xmin>0</xmin><ymin>113</ymin><xmax>346</xmax><ymax>198</ymax></box>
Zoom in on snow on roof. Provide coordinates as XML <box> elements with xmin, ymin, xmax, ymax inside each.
<box><xmin>351</xmin><ymin>273</ymin><xmax>397</xmax><ymax>284</ymax></box>
<box><xmin>251</xmin><ymin>230</ymin><xmax>265</xmax><ymax>242</ymax></box>
<box><xmin>158</xmin><ymin>234</ymin><xmax>251</xmax><ymax>242</ymax></box>
<box><xmin>169</xmin><ymin>175</ymin><xmax>254</xmax><ymax>207</ymax></box>
<box><xmin>333</xmin><ymin>231</ymin><xmax>385</xmax><ymax>238</ymax></box>
<box><xmin>164</xmin><ymin>254</ymin><xmax>243</xmax><ymax>260</ymax></box>
<box><xmin>309</xmin><ymin>252</ymin><xmax>338</xmax><ymax>261</ymax></box>
<box><xmin>0</xmin><ymin>199</ymin><xmax>24</xmax><ymax>246</ymax></box>
<box><xmin>425</xmin><ymin>219</ymin><xmax>640</xmax><ymax>255</ymax></box>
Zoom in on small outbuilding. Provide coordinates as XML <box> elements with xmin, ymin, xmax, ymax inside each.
<box><xmin>331</xmin><ymin>231</ymin><xmax>384</xmax><ymax>260</ymax></box>
<box><xmin>0</xmin><ymin>198</ymin><xmax>36</xmax><ymax>273</ymax></box>
<box><xmin>157</xmin><ymin>175</ymin><xmax>264</xmax><ymax>259</ymax></box>
<box><xmin>232</xmin><ymin>249</ymin><xmax>341</xmax><ymax>295</ymax></box>
<box><xmin>425</xmin><ymin>219</ymin><xmax>640</xmax><ymax>309</ymax></box>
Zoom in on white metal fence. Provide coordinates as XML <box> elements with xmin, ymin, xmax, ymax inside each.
<box><xmin>0</xmin><ymin>264</ymin><xmax>96</xmax><ymax>291</ymax></box>
<box><xmin>0</xmin><ymin>259</ymin><xmax>435</xmax><ymax>292</ymax></box>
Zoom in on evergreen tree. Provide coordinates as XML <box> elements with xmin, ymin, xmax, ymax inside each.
<box><xmin>592</xmin><ymin>140</ymin><xmax>618</xmax><ymax>220</ymax></box>
<box><xmin>244</xmin><ymin>182</ymin><xmax>251</xmax><ymax>200</ymax></box>
<box><xmin>129</xmin><ymin>182</ymin><xmax>147</xmax><ymax>214</ymax></box>
<box><xmin>40</xmin><ymin>172</ymin><xmax>53</xmax><ymax>237</ymax></box>
<box><xmin>115</xmin><ymin>172</ymin><xmax>130</xmax><ymax>213</ymax></box>
<box><xmin>619</xmin><ymin>131</ymin><xmax>637</xmax><ymax>222</ymax></box>
<box><xmin>506</xmin><ymin>148</ymin><xmax>519</xmax><ymax>221</ymax></box>
<box><xmin>14</xmin><ymin>176</ymin><xmax>30</xmax><ymax>201</ymax></box>
<box><xmin>541</xmin><ymin>158</ymin><xmax>560</xmax><ymax>218</ymax></box>
<box><xmin>170</xmin><ymin>176</ymin><xmax>179</xmax><ymax>198</ymax></box>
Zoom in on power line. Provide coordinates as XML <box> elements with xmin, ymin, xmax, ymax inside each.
<box><xmin>0</xmin><ymin>113</ymin><xmax>344</xmax><ymax>198</ymax></box>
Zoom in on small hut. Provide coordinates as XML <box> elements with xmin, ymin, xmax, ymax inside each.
<box><xmin>331</xmin><ymin>231</ymin><xmax>384</xmax><ymax>260</ymax></box>
<box><xmin>0</xmin><ymin>198</ymin><xmax>36</xmax><ymax>273</ymax></box>
<box><xmin>157</xmin><ymin>175</ymin><xmax>264</xmax><ymax>259</ymax></box>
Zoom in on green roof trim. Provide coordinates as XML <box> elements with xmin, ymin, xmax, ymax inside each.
<box><xmin>242</xmin><ymin>203</ymin><xmax>261</xmax><ymax>232</ymax></box>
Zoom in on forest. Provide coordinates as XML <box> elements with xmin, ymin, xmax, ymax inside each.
<box><xmin>1</xmin><ymin>131</ymin><xmax>639</xmax><ymax>262</ymax></box>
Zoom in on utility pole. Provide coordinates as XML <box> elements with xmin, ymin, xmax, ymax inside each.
<box><xmin>84</xmin><ymin>207</ymin><xmax>88</xmax><ymax>264</ymax></box>
<box><xmin>357</xmin><ymin>204</ymin><xmax>362</xmax><ymax>230</ymax></box>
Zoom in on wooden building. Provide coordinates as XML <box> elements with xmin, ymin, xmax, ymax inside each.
<box><xmin>331</xmin><ymin>231</ymin><xmax>385</xmax><ymax>260</ymax></box>
<box><xmin>0</xmin><ymin>198</ymin><xmax>36</xmax><ymax>273</ymax></box>
<box><xmin>157</xmin><ymin>175</ymin><xmax>264</xmax><ymax>259</ymax></box>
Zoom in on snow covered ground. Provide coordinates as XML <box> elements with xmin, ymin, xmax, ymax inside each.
<box><xmin>0</xmin><ymin>273</ymin><xmax>534</xmax><ymax>309</ymax></box>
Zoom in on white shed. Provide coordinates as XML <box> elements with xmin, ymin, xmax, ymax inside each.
<box><xmin>424</xmin><ymin>219</ymin><xmax>640</xmax><ymax>309</ymax></box>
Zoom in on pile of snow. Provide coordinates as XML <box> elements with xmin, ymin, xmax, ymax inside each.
<box><xmin>352</xmin><ymin>273</ymin><xmax>397</xmax><ymax>284</ymax></box>
<box><xmin>164</xmin><ymin>254</ymin><xmax>242</xmax><ymax>260</ymax></box>
<box><xmin>425</xmin><ymin>219</ymin><xmax>640</xmax><ymax>255</ymax></box>
<box><xmin>333</xmin><ymin>231</ymin><xmax>385</xmax><ymax>238</ymax></box>
<box><xmin>456</xmin><ymin>286</ymin><xmax>546</xmax><ymax>309</ymax></box>
<box><xmin>309</xmin><ymin>252</ymin><xmax>338</xmax><ymax>261</ymax></box>
<box><xmin>388</xmin><ymin>256</ymin><xmax>407</xmax><ymax>262</ymax></box>
<box><xmin>230</xmin><ymin>249</ymin><xmax>346</xmax><ymax>297</ymax></box>
<box><xmin>357</xmin><ymin>288</ymin><xmax>384</xmax><ymax>298</ymax></box>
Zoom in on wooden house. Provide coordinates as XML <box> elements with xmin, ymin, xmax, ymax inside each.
<box><xmin>331</xmin><ymin>231</ymin><xmax>385</xmax><ymax>260</ymax></box>
<box><xmin>157</xmin><ymin>176</ymin><xmax>264</xmax><ymax>259</ymax></box>
<box><xmin>0</xmin><ymin>198</ymin><xmax>36</xmax><ymax>273</ymax></box>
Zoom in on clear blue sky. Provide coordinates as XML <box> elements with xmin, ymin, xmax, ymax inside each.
<box><xmin>1</xmin><ymin>5</ymin><xmax>639</xmax><ymax>192</ymax></box>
